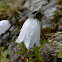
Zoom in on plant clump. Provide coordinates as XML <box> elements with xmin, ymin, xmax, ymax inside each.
<box><xmin>0</xmin><ymin>47</ymin><xmax>10</xmax><ymax>62</ymax></box>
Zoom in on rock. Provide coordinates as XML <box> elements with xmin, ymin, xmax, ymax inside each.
<box><xmin>42</xmin><ymin>16</ymin><xmax>53</xmax><ymax>28</ymax></box>
<box><xmin>59</xmin><ymin>18</ymin><xmax>62</xmax><ymax>25</ymax></box>
<box><xmin>42</xmin><ymin>0</ymin><xmax>58</xmax><ymax>12</ymax></box>
<box><xmin>23</xmin><ymin>0</ymin><xmax>48</xmax><ymax>12</ymax></box>
<box><xmin>41</xmin><ymin>0</ymin><xmax>58</xmax><ymax>28</ymax></box>
<box><xmin>44</xmin><ymin>7</ymin><xmax>56</xmax><ymax>19</ymax></box>
<box><xmin>58</xmin><ymin>17</ymin><xmax>62</xmax><ymax>31</ymax></box>
<box><xmin>0</xmin><ymin>33</ymin><xmax>10</xmax><ymax>46</ymax></box>
<box><xmin>8</xmin><ymin>42</ymin><xmax>21</xmax><ymax>62</ymax></box>
<box><xmin>9</xmin><ymin>26</ymin><xmax>15</xmax><ymax>31</ymax></box>
<box><xmin>58</xmin><ymin>25</ymin><xmax>62</xmax><ymax>31</ymax></box>
<box><xmin>39</xmin><ymin>32</ymin><xmax>62</xmax><ymax>62</ymax></box>
<box><xmin>18</xmin><ymin>7</ymin><xmax>29</xmax><ymax>22</ymax></box>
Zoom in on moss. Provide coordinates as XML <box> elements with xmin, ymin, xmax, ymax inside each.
<box><xmin>47</xmin><ymin>0</ymin><xmax>50</xmax><ymax>3</ymax></box>
<box><xmin>58</xmin><ymin>0</ymin><xmax>62</xmax><ymax>5</ymax></box>
<box><xmin>41</xmin><ymin>27</ymin><xmax>55</xmax><ymax>34</ymax></box>
<box><xmin>51</xmin><ymin>0</ymin><xmax>62</xmax><ymax>31</ymax></box>
<box><xmin>41</xmin><ymin>27</ymin><xmax>55</xmax><ymax>40</ymax></box>
<box><xmin>58</xmin><ymin>11</ymin><xmax>62</xmax><ymax>17</ymax></box>
<box><xmin>57</xmin><ymin>0</ymin><xmax>62</xmax><ymax>16</ymax></box>
<box><xmin>17</xmin><ymin>17</ymin><xmax>28</xmax><ymax>27</ymax></box>
<box><xmin>51</xmin><ymin>12</ymin><xmax>60</xmax><ymax>23</ymax></box>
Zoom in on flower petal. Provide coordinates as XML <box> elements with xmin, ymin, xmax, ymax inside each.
<box><xmin>15</xmin><ymin>18</ymin><xmax>40</xmax><ymax>49</ymax></box>
<box><xmin>0</xmin><ymin>20</ymin><xmax>11</xmax><ymax>36</ymax></box>
<box><xmin>24</xmin><ymin>18</ymin><xmax>40</xmax><ymax>49</ymax></box>
<box><xmin>15</xmin><ymin>18</ymin><xmax>32</xmax><ymax>43</ymax></box>
<box><xmin>29</xmin><ymin>20</ymin><xmax>40</xmax><ymax>48</ymax></box>
<box><xmin>35</xmin><ymin>21</ymin><xmax>40</xmax><ymax>46</ymax></box>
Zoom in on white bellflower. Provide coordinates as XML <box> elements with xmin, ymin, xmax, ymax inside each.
<box><xmin>15</xmin><ymin>18</ymin><xmax>40</xmax><ymax>49</ymax></box>
<box><xmin>0</xmin><ymin>20</ymin><xmax>11</xmax><ymax>36</ymax></box>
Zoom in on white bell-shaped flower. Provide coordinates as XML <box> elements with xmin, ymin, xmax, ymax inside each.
<box><xmin>15</xmin><ymin>18</ymin><xmax>40</xmax><ymax>49</ymax></box>
<box><xmin>0</xmin><ymin>20</ymin><xmax>11</xmax><ymax>36</ymax></box>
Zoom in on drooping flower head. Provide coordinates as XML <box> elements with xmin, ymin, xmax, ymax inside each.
<box><xmin>0</xmin><ymin>20</ymin><xmax>11</xmax><ymax>36</ymax></box>
<box><xmin>15</xmin><ymin>12</ymin><xmax>43</xmax><ymax>49</ymax></box>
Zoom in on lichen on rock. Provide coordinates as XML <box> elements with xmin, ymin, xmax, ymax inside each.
<box><xmin>39</xmin><ymin>32</ymin><xmax>62</xmax><ymax>62</ymax></box>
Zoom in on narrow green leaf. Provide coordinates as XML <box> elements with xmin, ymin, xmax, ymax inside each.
<box><xmin>58</xmin><ymin>45</ymin><xmax>62</xmax><ymax>50</ymax></box>
<box><xmin>27</xmin><ymin>54</ymin><xmax>36</xmax><ymax>57</ymax></box>
<box><xmin>58</xmin><ymin>53</ymin><xmax>62</xmax><ymax>58</ymax></box>
<box><xmin>2</xmin><ymin>50</ymin><xmax>8</xmax><ymax>58</ymax></box>
<box><xmin>28</xmin><ymin>59</ymin><xmax>36</xmax><ymax>62</ymax></box>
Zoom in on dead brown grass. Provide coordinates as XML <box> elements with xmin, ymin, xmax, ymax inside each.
<box><xmin>0</xmin><ymin>0</ymin><xmax>25</xmax><ymax>20</ymax></box>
